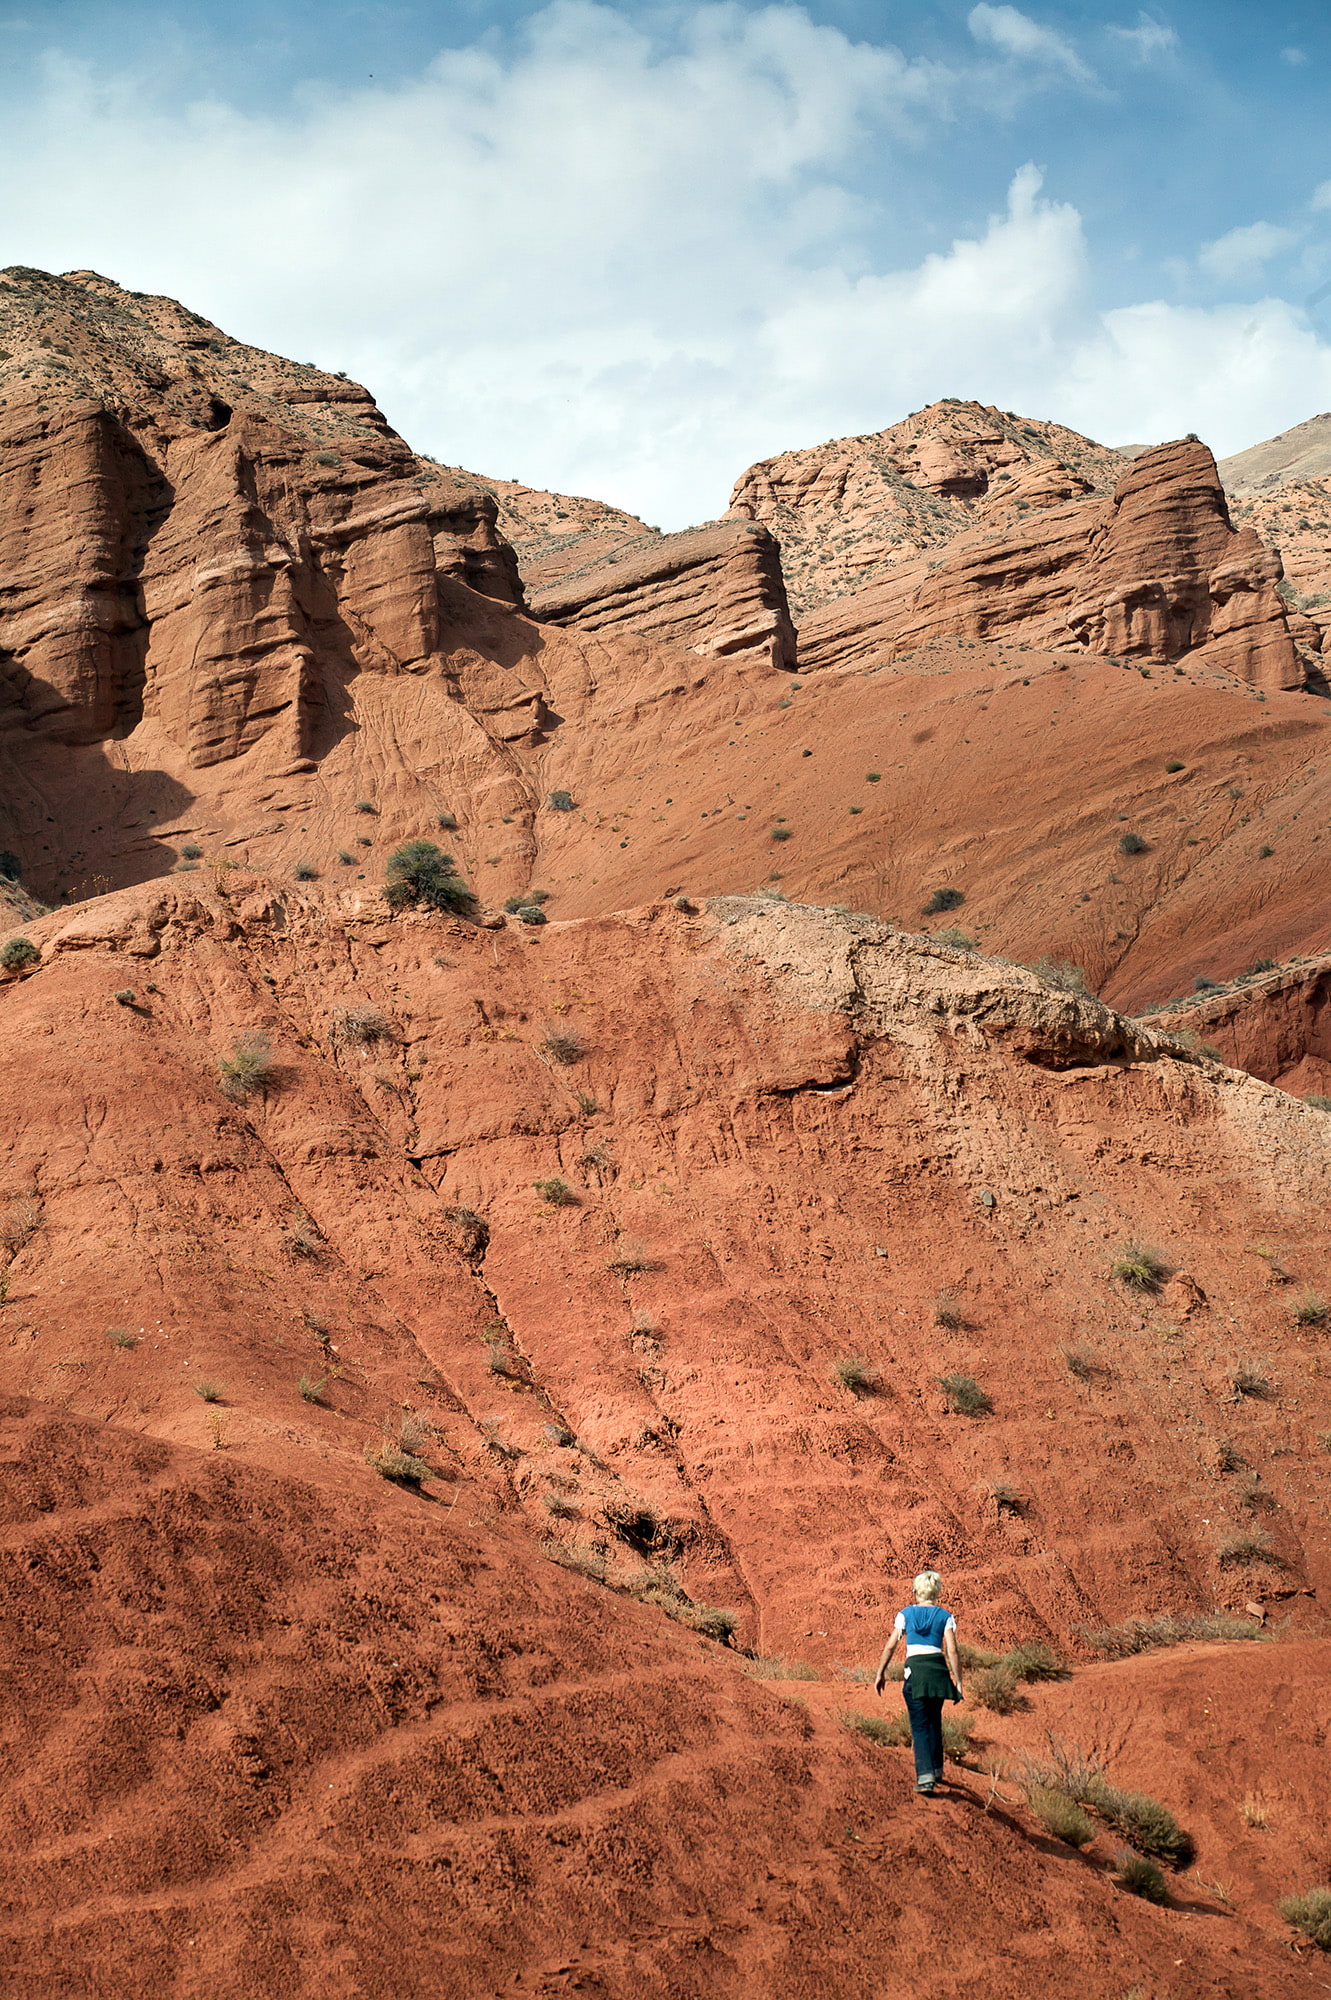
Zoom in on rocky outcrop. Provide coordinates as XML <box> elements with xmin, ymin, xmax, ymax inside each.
<box><xmin>525</xmin><ymin>519</ymin><xmax>796</xmax><ymax>671</ymax></box>
<box><xmin>796</xmin><ymin>438</ymin><xmax>1301</xmax><ymax>688</ymax></box>
<box><xmin>464</xmin><ymin>475</ymin><xmax>797</xmax><ymax>671</ymax></box>
<box><xmin>727</xmin><ymin>399</ymin><xmax>1127</xmax><ymax>616</ymax></box>
<box><xmin>0</xmin><ymin>268</ymin><xmax>522</xmax><ymax>767</ymax></box>
<box><xmin>1065</xmin><ymin>439</ymin><xmax>1301</xmax><ymax>687</ymax></box>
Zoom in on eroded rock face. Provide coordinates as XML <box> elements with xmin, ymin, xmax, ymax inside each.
<box><xmin>1065</xmin><ymin>439</ymin><xmax>1300</xmax><ymax>688</ymax></box>
<box><xmin>525</xmin><ymin>519</ymin><xmax>796</xmax><ymax>671</ymax></box>
<box><xmin>466</xmin><ymin>474</ymin><xmax>796</xmax><ymax>671</ymax></box>
<box><xmin>796</xmin><ymin>438</ymin><xmax>1300</xmax><ymax>688</ymax></box>
<box><xmin>0</xmin><ymin>268</ymin><xmax>521</xmax><ymax>764</ymax></box>
<box><xmin>727</xmin><ymin>399</ymin><xmax>1126</xmax><ymax>616</ymax></box>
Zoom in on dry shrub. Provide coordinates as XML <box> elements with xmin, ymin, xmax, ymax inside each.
<box><xmin>933</xmin><ymin>1290</ymin><xmax>963</xmax><ymax>1329</ymax></box>
<box><xmin>744</xmin><ymin>1658</ymin><xmax>821</xmax><ymax>1681</ymax></box>
<box><xmin>366</xmin><ymin>1444</ymin><xmax>431</xmax><ymax>1486</ymax></box>
<box><xmin>606</xmin><ymin>1239</ymin><xmax>652</xmax><ymax>1274</ymax></box>
<box><xmin>1279</xmin><ymin>1888</ymin><xmax>1331</xmax><ymax>1949</ymax></box>
<box><xmin>832</xmin><ymin>1353</ymin><xmax>880</xmax><ymax>1396</ymax></box>
<box><xmin>541</xmin><ymin>1025</ymin><xmax>585</xmax><ymax>1065</ymax></box>
<box><xmin>1081</xmin><ymin>1611</ymin><xmax>1264</xmax><ymax>1657</ymax></box>
<box><xmin>1217</xmin><ymin>1529</ymin><xmax>1279</xmax><ymax>1567</ymax></box>
<box><xmin>0</xmin><ymin>1197</ymin><xmax>41</xmax><ymax>1258</ymax></box>
<box><xmin>842</xmin><ymin>1710</ymin><xmax>910</xmax><ymax>1747</ymax></box>
<box><xmin>217</xmin><ymin>1032</ymin><xmax>275</xmax><ymax>1101</ymax></box>
<box><xmin>332</xmin><ymin>1005</ymin><xmax>392</xmax><ymax>1046</ymax></box>
<box><xmin>938</xmin><ymin>1371</ymin><xmax>991</xmax><ymax>1416</ymax></box>
<box><xmin>534</xmin><ymin>1177</ymin><xmax>577</xmax><ymax>1207</ymax></box>
<box><xmin>973</xmin><ymin>1663</ymin><xmax>1024</xmax><ymax>1713</ymax></box>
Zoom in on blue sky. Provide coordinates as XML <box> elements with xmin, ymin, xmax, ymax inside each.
<box><xmin>3</xmin><ymin>1</ymin><xmax>1329</xmax><ymax>523</ymax></box>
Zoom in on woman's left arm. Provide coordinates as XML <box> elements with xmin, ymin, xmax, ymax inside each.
<box><xmin>943</xmin><ymin>1624</ymin><xmax>963</xmax><ymax>1700</ymax></box>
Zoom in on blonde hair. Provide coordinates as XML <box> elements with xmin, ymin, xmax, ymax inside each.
<box><xmin>913</xmin><ymin>1569</ymin><xmax>942</xmax><ymax>1604</ymax></box>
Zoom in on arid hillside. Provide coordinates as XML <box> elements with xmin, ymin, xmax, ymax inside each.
<box><xmin>1</xmin><ymin>878</ymin><xmax>1330</xmax><ymax>1992</ymax></box>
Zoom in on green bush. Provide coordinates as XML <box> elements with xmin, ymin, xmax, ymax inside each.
<box><xmin>1279</xmin><ymin>1888</ymin><xmax>1331</xmax><ymax>1949</ymax></box>
<box><xmin>193</xmin><ymin>1379</ymin><xmax>224</xmax><ymax>1404</ymax></box>
<box><xmin>938</xmin><ymin>1372</ymin><xmax>990</xmax><ymax>1415</ymax></box>
<box><xmin>1164</xmin><ymin>760</ymin><xmax>1184</xmax><ymax>773</ymax></box>
<box><xmin>534</xmin><ymin>1177</ymin><xmax>577</xmax><ymax>1207</ymax></box>
<box><xmin>1119</xmin><ymin>832</ymin><xmax>1149</xmax><ymax>855</ymax></box>
<box><xmin>1005</xmin><ymin>1641</ymin><xmax>1069</xmax><ymax>1682</ymax></box>
<box><xmin>113</xmin><ymin>988</ymin><xmax>135</xmax><ymax>1007</ymax></box>
<box><xmin>771</xmin><ymin>826</ymin><xmax>793</xmax><ymax>842</ymax></box>
<box><xmin>547</xmin><ymin>790</ymin><xmax>575</xmax><ymax>811</ymax></box>
<box><xmin>1114</xmin><ymin>1851</ymin><xmax>1169</xmax><ymax>1902</ymax></box>
<box><xmin>1110</xmin><ymin>1241</ymin><xmax>1170</xmax><ymax>1291</ymax></box>
<box><xmin>942</xmin><ymin>1716</ymin><xmax>974</xmax><ymax>1762</ymax></box>
<box><xmin>1028</xmin><ymin>1787</ymin><xmax>1097</xmax><ymax>1847</ymax></box>
<box><xmin>298</xmin><ymin>1373</ymin><xmax>327</xmax><ymax>1403</ymax></box>
<box><xmin>0</xmin><ymin>937</ymin><xmax>38</xmax><ymax>972</ymax></box>
<box><xmin>923</xmin><ymin>887</ymin><xmax>965</xmax><ymax>915</ymax></box>
<box><xmin>354</xmin><ymin>799</ymin><xmax>377</xmax><ymax>814</ymax></box>
<box><xmin>517</xmin><ymin>904</ymin><xmax>547</xmax><ymax>924</ymax></box>
<box><xmin>384</xmin><ymin>840</ymin><xmax>473</xmax><ymax>914</ymax></box>
<box><xmin>1088</xmin><ymin>1782</ymin><xmax>1194</xmax><ymax>1866</ymax></box>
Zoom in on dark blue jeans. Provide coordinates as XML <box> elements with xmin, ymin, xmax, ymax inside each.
<box><xmin>904</xmin><ymin>1691</ymin><xmax>944</xmax><ymax>1784</ymax></box>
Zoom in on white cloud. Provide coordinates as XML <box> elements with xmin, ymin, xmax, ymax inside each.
<box><xmin>1198</xmin><ymin>221</ymin><xmax>1299</xmax><ymax>282</ymax></box>
<box><xmin>1107</xmin><ymin>13</ymin><xmax>1179</xmax><ymax>63</ymax></box>
<box><xmin>0</xmin><ymin>2</ymin><xmax>1328</xmax><ymax>523</ymax></box>
<box><xmin>1281</xmin><ymin>46</ymin><xmax>1308</xmax><ymax>65</ymax></box>
<box><xmin>967</xmin><ymin>4</ymin><xmax>1093</xmax><ymax>82</ymax></box>
<box><xmin>1312</xmin><ymin>181</ymin><xmax>1331</xmax><ymax>212</ymax></box>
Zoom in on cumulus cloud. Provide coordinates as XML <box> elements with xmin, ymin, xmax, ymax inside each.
<box><xmin>1312</xmin><ymin>181</ymin><xmax>1331</xmax><ymax>212</ymax></box>
<box><xmin>1198</xmin><ymin>220</ymin><xmax>1300</xmax><ymax>282</ymax></box>
<box><xmin>1107</xmin><ymin>13</ymin><xmax>1180</xmax><ymax>63</ymax></box>
<box><xmin>0</xmin><ymin>1</ymin><xmax>1328</xmax><ymax>522</ymax></box>
<box><xmin>967</xmin><ymin>4</ymin><xmax>1093</xmax><ymax>82</ymax></box>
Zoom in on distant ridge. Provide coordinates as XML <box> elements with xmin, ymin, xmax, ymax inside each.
<box><xmin>1219</xmin><ymin>411</ymin><xmax>1331</xmax><ymax>492</ymax></box>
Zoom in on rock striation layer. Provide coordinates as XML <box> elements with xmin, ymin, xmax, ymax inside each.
<box><xmin>727</xmin><ymin>399</ymin><xmax>1128</xmax><ymax>615</ymax></box>
<box><xmin>795</xmin><ymin>439</ymin><xmax>1301</xmax><ymax>689</ymax></box>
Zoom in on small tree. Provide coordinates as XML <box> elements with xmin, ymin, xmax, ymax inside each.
<box><xmin>384</xmin><ymin>840</ymin><xmax>474</xmax><ymax>915</ymax></box>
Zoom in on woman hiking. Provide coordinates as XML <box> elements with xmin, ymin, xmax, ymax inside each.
<box><xmin>873</xmin><ymin>1569</ymin><xmax>963</xmax><ymax>1796</ymax></box>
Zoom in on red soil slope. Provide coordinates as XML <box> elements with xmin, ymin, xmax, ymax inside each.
<box><xmin>3</xmin><ymin>882</ymin><xmax>1331</xmax><ymax>1992</ymax></box>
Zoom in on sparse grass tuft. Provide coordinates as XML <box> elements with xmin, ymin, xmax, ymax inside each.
<box><xmin>1216</xmin><ymin>1529</ymin><xmax>1279</xmax><ymax>1568</ymax></box>
<box><xmin>745</xmin><ymin>1657</ymin><xmax>821</xmax><ymax>1681</ymax></box>
<box><xmin>942</xmin><ymin>1716</ymin><xmax>975</xmax><ymax>1762</ymax></box>
<box><xmin>832</xmin><ymin>1353</ymin><xmax>880</xmax><ymax>1396</ymax></box>
<box><xmin>542</xmin><ymin>1490</ymin><xmax>579</xmax><ymax>1518</ymax></box>
<box><xmin>1028</xmin><ymin>1787</ymin><xmax>1097</xmax><ymax>1847</ymax></box>
<box><xmin>933</xmin><ymin>1290</ymin><xmax>963</xmax><ymax>1329</ymax></box>
<box><xmin>541</xmin><ymin>1026</ymin><xmax>585</xmax><ymax>1064</ymax></box>
<box><xmin>1292</xmin><ymin>1290</ymin><xmax>1329</xmax><ymax>1327</ymax></box>
<box><xmin>293</xmin><ymin>861</ymin><xmax>319</xmax><ymax>881</ymax></box>
<box><xmin>842</xmin><ymin>1709</ymin><xmax>910</xmax><ymax>1746</ymax></box>
<box><xmin>366</xmin><ymin>1444</ymin><xmax>431</xmax><ymax>1486</ymax></box>
<box><xmin>1114</xmin><ymin>1851</ymin><xmax>1169</xmax><ymax>1902</ymax></box>
<box><xmin>1060</xmin><ymin>1342</ymin><xmax>1097</xmax><ymax>1381</ymax></box>
<box><xmin>1230</xmin><ymin>1359</ymin><xmax>1273</xmax><ymax>1399</ymax></box>
<box><xmin>106</xmin><ymin>1327</ymin><xmax>137</xmax><ymax>1349</ymax></box>
<box><xmin>1005</xmin><ymin>1641</ymin><xmax>1068</xmax><ymax>1682</ymax></box>
<box><xmin>534</xmin><ymin>1177</ymin><xmax>577</xmax><ymax>1207</ymax></box>
<box><xmin>298</xmin><ymin>1373</ymin><xmax>327</xmax><ymax>1403</ymax></box>
<box><xmin>923</xmin><ymin>886</ymin><xmax>965</xmax><ymax>915</ymax></box>
<box><xmin>606</xmin><ymin>1239</ymin><xmax>652</xmax><ymax>1274</ymax></box>
<box><xmin>938</xmin><ymin>1371</ymin><xmax>991</xmax><ymax>1416</ymax></box>
<box><xmin>332</xmin><ymin>1005</ymin><xmax>392</xmax><ymax>1045</ymax></box>
<box><xmin>217</xmin><ymin>1032</ymin><xmax>275</xmax><ymax>1101</ymax></box>
<box><xmin>193</xmin><ymin>1379</ymin><xmax>224</xmax><ymax>1403</ymax></box>
<box><xmin>1089</xmin><ymin>1783</ymin><xmax>1194</xmax><ymax>1866</ymax></box>
<box><xmin>770</xmin><ymin>825</ymin><xmax>793</xmax><ymax>842</ymax></box>
<box><xmin>1080</xmin><ymin>1612</ymin><xmax>1265</xmax><ymax>1658</ymax></box>
<box><xmin>991</xmin><ymin>1479</ymin><xmax>1023</xmax><ymax>1517</ymax></box>
<box><xmin>1110</xmin><ymin>1241</ymin><xmax>1170</xmax><ymax>1292</ymax></box>
<box><xmin>1304</xmin><ymin>1094</ymin><xmax>1331</xmax><ymax>1113</ymax></box>
<box><xmin>1279</xmin><ymin>1888</ymin><xmax>1331</xmax><ymax>1949</ymax></box>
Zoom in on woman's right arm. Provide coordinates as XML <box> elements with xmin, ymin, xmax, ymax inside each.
<box><xmin>873</xmin><ymin>1626</ymin><xmax>901</xmax><ymax>1697</ymax></box>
